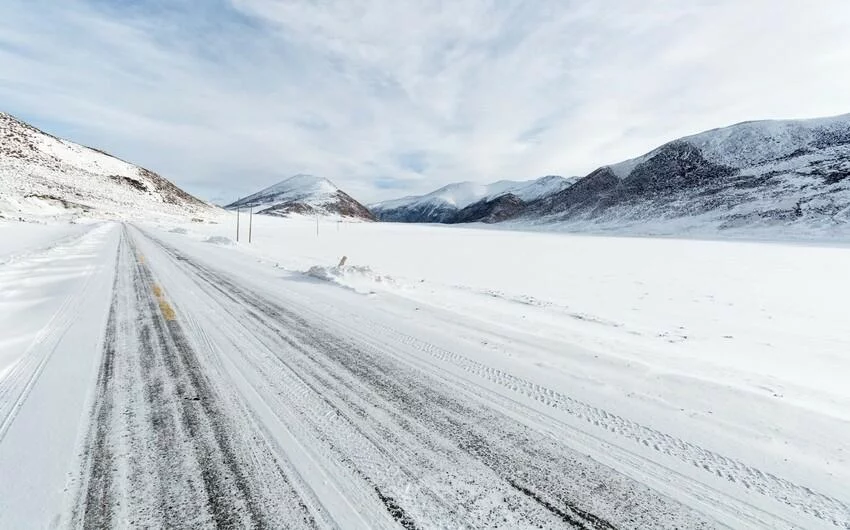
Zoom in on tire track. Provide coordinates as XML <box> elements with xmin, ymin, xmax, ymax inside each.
<box><xmin>233</xmin><ymin>247</ymin><xmax>850</xmax><ymax>529</ymax></box>
<box><xmin>70</xmin><ymin>226</ymin><xmax>317</xmax><ymax>529</ymax></box>
<box><xmin>350</xmin><ymin>316</ymin><xmax>850</xmax><ymax>528</ymax></box>
<box><xmin>140</xmin><ymin>227</ymin><xmax>716</xmax><ymax>530</ymax></box>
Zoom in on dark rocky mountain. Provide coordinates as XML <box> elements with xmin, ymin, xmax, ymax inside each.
<box><xmin>226</xmin><ymin>174</ymin><xmax>375</xmax><ymax>220</ymax></box>
<box><xmin>374</xmin><ymin>113</ymin><xmax>850</xmax><ymax>233</ymax></box>
<box><xmin>517</xmin><ymin>114</ymin><xmax>850</xmax><ymax>231</ymax></box>
<box><xmin>374</xmin><ymin>200</ymin><xmax>457</xmax><ymax>223</ymax></box>
<box><xmin>451</xmin><ymin>193</ymin><xmax>527</xmax><ymax>224</ymax></box>
<box><xmin>0</xmin><ymin>111</ymin><xmax>215</xmax><ymax>220</ymax></box>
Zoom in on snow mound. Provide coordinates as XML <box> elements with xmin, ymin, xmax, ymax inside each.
<box><xmin>305</xmin><ymin>264</ymin><xmax>395</xmax><ymax>293</ymax></box>
<box><xmin>169</xmin><ymin>227</ymin><xmax>188</xmax><ymax>234</ymax></box>
<box><xmin>204</xmin><ymin>235</ymin><xmax>234</xmax><ymax>246</ymax></box>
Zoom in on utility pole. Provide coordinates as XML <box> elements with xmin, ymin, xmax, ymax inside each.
<box><xmin>236</xmin><ymin>208</ymin><xmax>240</xmax><ymax>242</ymax></box>
<box><xmin>248</xmin><ymin>207</ymin><xmax>253</xmax><ymax>243</ymax></box>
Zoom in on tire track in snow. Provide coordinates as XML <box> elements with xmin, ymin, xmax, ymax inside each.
<box><xmin>141</xmin><ymin>227</ymin><xmax>716</xmax><ymax>530</ymax></box>
<box><xmin>142</xmin><ymin>227</ymin><xmax>850</xmax><ymax>529</ymax></box>
<box><xmin>75</xmin><ymin>255</ymin><xmax>119</xmax><ymax>528</ymax></box>
<box><xmin>272</xmin><ymin>279</ymin><xmax>850</xmax><ymax>529</ymax></box>
<box><xmin>356</xmin><ymin>319</ymin><xmax>850</xmax><ymax>528</ymax></box>
<box><xmin>70</xmin><ymin>226</ymin><xmax>318</xmax><ymax>529</ymax></box>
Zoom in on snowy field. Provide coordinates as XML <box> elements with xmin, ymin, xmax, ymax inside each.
<box><xmin>0</xmin><ymin>215</ymin><xmax>848</xmax><ymax>528</ymax></box>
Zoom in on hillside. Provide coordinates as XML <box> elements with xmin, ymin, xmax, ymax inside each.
<box><xmin>226</xmin><ymin>174</ymin><xmax>375</xmax><ymax>220</ymax></box>
<box><xmin>0</xmin><ymin>112</ymin><xmax>216</xmax><ymax>220</ymax></box>
<box><xmin>371</xmin><ymin>113</ymin><xmax>850</xmax><ymax>235</ymax></box>
<box><xmin>521</xmin><ymin>113</ymin><xmax>850</xmax><ymax>233</ymax></box>
<box><xmin>371</xmin><ymin>176</ymin><xmax>575</xmax><ymax>223</ymax></box>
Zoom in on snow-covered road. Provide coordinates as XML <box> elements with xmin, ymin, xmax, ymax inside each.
<box><xmin>1</xmin><ymin>222</ymin><xmax>848</xmax><ymax>529</ymax></box>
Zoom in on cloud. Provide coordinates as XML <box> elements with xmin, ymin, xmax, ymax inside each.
<box><xmin>2</xmin><ymin>0</ymin><xmax>850</xmax><ymax>203</ymax></box>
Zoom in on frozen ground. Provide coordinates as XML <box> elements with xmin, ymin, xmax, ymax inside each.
<box><xmin>0</xmin><ymin>215</ymin><xmax>848</xmax><ymax>528</ymax></box>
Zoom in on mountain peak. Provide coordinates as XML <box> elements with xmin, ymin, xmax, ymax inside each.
<box><xmin>226</xmin><ymin>174</ymin><xmax>374</xmax><ymax>220</ymax></box>
<box><xmin>250</xmin><ymin>174</ymin><xmax>339</xmax><ymax>201</ymax></box>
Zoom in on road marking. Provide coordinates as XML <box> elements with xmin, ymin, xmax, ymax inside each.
<box><xmin>152</xmin><ymin>283</ymin><xmax>176</xmax><ymax>321</ymax></box>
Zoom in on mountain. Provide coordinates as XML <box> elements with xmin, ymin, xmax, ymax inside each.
<box><xmin>371</xmin><ymin>175</ymin><xmax>575</xmax><ymax>223</ymax></box>
<box><xmin>518</xmin><ymin>113</ymin><xmax>850</xmax><ymax>232</ymax></box>
<box><xmin>0</xmin><ymin>111</ymin><xmax>215</xmax><ymax>220</ymax></box>
<box><xmin>373</xmin><ymin>113</ymin><xmax>850</xmax><ymax>234</ymax></box>
<box><xmin>226</xmin><ymin>174</ymin><xmax>375</xmax><ymax>220</ymax></box>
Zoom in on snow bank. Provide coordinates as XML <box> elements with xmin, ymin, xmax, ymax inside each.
<box><xmin>204</xmin><ymin>235</ymin><xmax>234</xmax><ymax>246</ymax></box>
<box><xmin>305</xmin><ymin>263</ymin><xmax>395</xmax><ymax>293</ymax></box>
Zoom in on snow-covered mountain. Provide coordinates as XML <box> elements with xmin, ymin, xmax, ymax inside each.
<box><xmin>373</xmin><ymin>113</ymin><xmax>850</xmax><ymax>234</ymax></box>
<box><xmin>371</xmin><ymin>175</ymin><xmax>575</xmax><ymax>223</ymax></box>
<box><xmin>226</xmin><ymin>174</ymin><xmax>375</xmax><ymax>220</ymax></box>
<box><xmin>0</xmin><ymin>112</ymin><xmax>215</xmax><ymax>220</ymax></box>
<box><xmin>520</xmin><ymin>113</ymin><xmax>850</xmax><ymax>233</ymax></box>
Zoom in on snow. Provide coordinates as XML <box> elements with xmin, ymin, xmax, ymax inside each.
<box><xmin>371</xmin><ymin>175</ymin><xmax>573</xmax><ymax>211</ymax></box>
<box><xmin>492</xmin><ymin>174</ymin><xmax>576</xmax><ymax>201</ymax></box>
<box><xmin>0</xmin><ymin>220</ymin><xmax>89</xmax><ymax>262</ymax></box>
<box><xmin>34</xmin><ymin>130</ymin><xmax>139</xmax><ymax>180</ymax></box>
<box><xmin>609</xmin><ymin>113</ymin><xmax>850</xmax><ymax>178</ymax></box>
<box><xmin>1</xmin><ymin>214</ymin><xmax>849</xmax><ymax>527</ymax></box>
<box><xmin>177</xmin><ymin>216</ymin><xmax>850</xmax><ymax>406</ymax></box>
<box><xmin>227</xmin><ymin>174</ymin><xmax>341</xmax><ymax>209</ymax></box>
<box><xmin>306</xmin><ymin>263</ymin><xmax>395</xmax><ymax>292</ymax></box>
<box><xmin>370</xmin><ymin>181</ymin><xmax>495</xmax><ymax>210</ymax></box>
<box><xmin>0</xmin><ymin>223</ymin><xmax>118</xmax><ymax>527</ymax></box>
<box><xmin>203</xmin><ymin>235</ymin><xmax>235</xmax><ymax>245</ymax></box>
<box><xmin>157</xmin><ymin>215</ymin><xmax>850</xmax><ymax>516</ymax></box>
<box><xmin>0</xmin><ymin>112</ymin><xmax>218</xmax><ymax>221</ymax></box>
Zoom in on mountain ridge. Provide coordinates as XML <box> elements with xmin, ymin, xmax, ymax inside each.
<box><xmin>226</xmin><ymin>174</ymin><xmax>375</xmax><ymax>220</ymax></box>
<box><xmin>517</xmin><ymin>113</ymin><xmax>850</xmax><ymax>231</ymax></box>
<box><xmin>373</xmin><ymin>112</ymin><xmax>850</xmax><ymax>232</ymax></box>
<box><xmin>0</xmin><ymin>111</ymin><xmax>216</xmax><ymax>220</ymax></box>
<box><xmin>371</xmin><ymin>175</ymin><xmax>576</xmax><ymax>223</ymax></box>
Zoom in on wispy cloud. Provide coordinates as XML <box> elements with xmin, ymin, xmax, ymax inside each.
<box><xmin>2</xmin><ymin>0</ymin><xmax>850</xmax><ymax>203</ymax></box>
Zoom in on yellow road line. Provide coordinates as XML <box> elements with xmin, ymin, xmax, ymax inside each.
<box><xmin>152</xmin><ymin>283</ymin><xmax>176</xmax><ymax>321</ymax></box>
<box><xmin>158</xmin><ymin>299</ymin><xmax>176</xmax><ymax>321</ymax></box>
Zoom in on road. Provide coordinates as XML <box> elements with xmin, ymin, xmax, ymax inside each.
<box><xmin>0</xmin><ymin>222</ymin><xmax>848</xmax><ymax>529</ymax></box>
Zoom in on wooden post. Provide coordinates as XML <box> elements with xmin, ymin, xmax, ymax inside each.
<box><xmin>248</xmin><ymin>207</ymin><xmax>253</xmax><ymax>243</ymax></box>
<box><xmin>236</xmin><ymin>208</ymin><xmax>240</xmax><ymax>242</ymax></box>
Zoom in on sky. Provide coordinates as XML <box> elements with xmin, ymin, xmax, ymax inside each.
<box><xmin>2</xmin><ymin>1</ymin><xmax>850</xmax><ymax>204</ymax></box>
